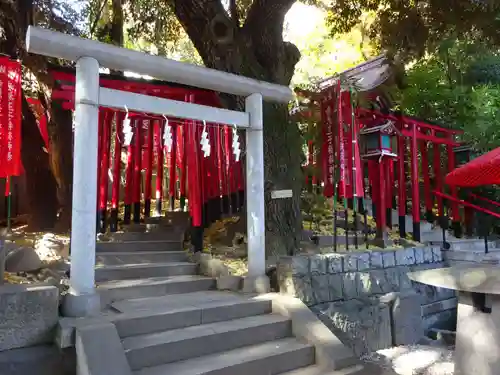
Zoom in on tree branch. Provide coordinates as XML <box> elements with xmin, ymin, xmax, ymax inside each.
<box><xmin>243</xmin><ymin>0</ymin><xmax>299</xmax><ymax>84</ymax></box>
<box><xmin>244</xmin><ymin>0</ymin><xmax>297</xmax><ymax>39</ymax></box>
<box><xmin>165</xmin><ymin>0</ymin><xmax>235</xmax><ymax>68</ymax></box>
<box><xmin>230</xmin><ymin>0</ymin><xmax>239</xmax><ymax>27</ymax></box>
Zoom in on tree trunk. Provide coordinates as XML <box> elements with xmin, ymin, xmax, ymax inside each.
<box><xmin>48</xmin><ymin>100</ymin><xmax>74</xmax><ymax>232</ymax></box>
<box><xmin>262</xmin><ymin>102</ymin><xmax>303</xmax><ymax>256</ymax></box>
<box><xmin>170</xmin><ymin>0</ymin><xmax>303</xmax><ymax>256</ymax></box>
<box><xmin>21</xmin><ymin>94</ymin><xmax>58</xmax><ymax>231</ymax></box>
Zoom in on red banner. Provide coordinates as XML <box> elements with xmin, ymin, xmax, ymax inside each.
<box><xmin>0</xmin><ymin>58</ymin><xmax>22</xmax><ymax>178</ymax></box>
<box><xmin>320</xmin><ymin>85</ymin><xmax>336</xmax><ymax>198</ymax></box>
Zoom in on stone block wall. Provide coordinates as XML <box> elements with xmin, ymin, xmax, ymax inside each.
<box><xmin>0</xmin><ymin>284</ymin><xmax>59</xmax><ymax>351</ymax></box>
<box><xmin>277</xmin><ymin>246</ymin><xmax>457</xmax><ymax>355</ymax></box>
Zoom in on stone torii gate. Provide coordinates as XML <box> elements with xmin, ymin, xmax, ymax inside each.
<box><xmin>25</xmin><ymin>26</ymin><xmax>293</xmax><ymax>317</ymax></box>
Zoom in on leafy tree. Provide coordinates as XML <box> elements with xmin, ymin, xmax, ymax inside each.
<box><xmin>0</xmin><ymin>0</ymin><xmax>83</xmax><ymax>230</ymax></box>
<box><xmin>398</xmin><ymin>39</ymin><xmax>500</xmax><ymax>151</ymax></box>
<box><xmin>99</xmin><ymin>0</ymin><xmax>315</xmax><ymax>255</ymax></box>
<box><xmin>326</xmin><ymin>0</ymin><xmax>500</xmax><ymax>61</ymax></box>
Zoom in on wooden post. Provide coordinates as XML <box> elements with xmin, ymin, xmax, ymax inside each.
<box><xmin>410</xmin><ymin>124</ymin><xmax>421</xmax><ymax>241</ymax></box>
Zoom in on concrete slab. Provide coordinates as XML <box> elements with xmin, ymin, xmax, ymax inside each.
<box><xmin>97</xmin><ymin>275</ymin><xmax>215</xmax><ymax>305</ymax></box>
<box><xmin>123</xmin><ymin>314</ymin><xmax>291</xmax><ymax>369</ymax></box>
<box><xmin>0</xmin><ymin>345</ymin><xmax>75</xmax><ymax>375</ymax></box>
<box><xmin>96</xmin><ymin>240</ymin><xmax>183</xmax><ymax>253</ymax></box>
<box><xmin>75</xmin><ymin>322</ymin><xmax>131</xmax><ymax>375</ymax></box>
<box><xmin>95</xmin><ymin>251</ymin><xmax>187</xmax><ymax>266</ymax></box>
<box><xmin>258</xmin><ymin>293</ymin><xmax>358</xmax><ymax>371</ymax></box>
<box><xmin>0</xmin><ymin>284</ymin><xmax>59</xmax><ymax>351</ymax></box>
<box><xmin>57</xmin><ymin>292</ymin><xmax>272</xmax><ymax>348</ymax></box>
<box><xmin>135</xmin><ymin>338</ymin><xmax>314</xmax><ymax>375</ymax></box>
<box><xmin>408</xmin><ymin>265</ymin><xmax>500</xmax><ymax>294</ymax></box>
<box><xmin>94</xmin><ymin>262</ymin><xmax>197</xmax><ymax>282</ymax></box>
<box><xmin>111</xmin><ymin>291</ymin><xmax>247</xmax><ymax>313</ymax></box>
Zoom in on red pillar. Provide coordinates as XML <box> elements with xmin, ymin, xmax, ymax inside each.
<box><xmin>98</xmin><ymin>109</ymin><xmax>112</xmax><ymax>233</ymax></box>
<box><xmin>96</xmin><ymin>110</ymin><xmax>104</xmax><ymax>225</ymax></box>
<box><xmin>420</xmin><ymin>139</ymin><xmax>432</xmax><ymax>221</ymax></box>
<box><xmin>110</xmin><ymin>112</ymin><xmax>124</xmax><ymax>231</ymax></box>
<box><xmin>133</xmin><ymin>119</ymin><xmax>142</xmax><ymax>223</ymax></box>
<box><xmin>368</xmin><ymin>160</ymin><xmax>379</xmax><ymax>220</ymax></box>
<box><xmin>168</xmin><ymin>122</ymin><xmax>178</xmax><ymax>211</ymax></box>
<box><xmin>433</xmin><ymin>142</ymin><xmax>443</xmax><ymax>217</ymax></box>
<box><xmin>397</xmin><ymin>134</ymin><xmax>407</xmax><ymax>237</ymax></box>
<box><xmin>154</xmin><ymin>120</ymin><xmax>164</xmax><ymax>216</ymax></box>
<box><xmin>447</xmin><ymin>139</ymin><xmax>461</xmax><ymax>236</ymax></box>
<box><xmin>385</xmin><ymin>159</ymin><xmax>394</xmax><ymax>228</ymax></box>
<box><xmin>179</xmin><ymin>95</ymin><xmax>190</xmax><ymax>211</ymax></box>
<box><xmin>377</xmin><ymin>159</ymin><xmax>389</xmax><ymax>247</ymax></box>
<box><xmin>187</xmin><ymin>110</ymin><xmax>204</xmax><ymax>252</ymax></box>
<box><xmin>410</xmin><ymin>124</ymin><xmax>421</xmax><ymax>241</ymax></box>
<box><xmin>144</xmin><ymin>120</ymin><xmax>154</xmax><ymax>217</ymax></box>
<box><xmin>124</xmin><ymin>120</ymin><xmax>136</xmax><ymax>224</ymax></box>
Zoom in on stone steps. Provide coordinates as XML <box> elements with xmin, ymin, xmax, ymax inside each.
<box><xmin>281</xmin><ymin>363</ymin><xmax>383</xmax><ymax>375</ymax></box>
<box><xmin>96</xmin><ymin>240</ymin><xmax>183</xmax><ymax>253</ymax></box>
<box><xmin>95</xmin><ymin>262</ymin><xmax>197</xmax><ymax>282</ymax></box>
<box><xmin>106</xmin><ymin>291</ymin><xmax>321</xmax><ymax>375</ymax></box>
<box><xmin>124</xmin><ymin>314</ymin><xmax>292</xmax><ymax>370</ymax></box>
<box><xmin>133</xmin><ymin>338</ymin><xmax>315</xmax><ymax>375</ymax></box>
<box><xmin>97</xmin><ymin>275</ymin><xmax>216</xmax><ymax>305</ymax></box>
<box><xmin>74</xmin><ymin>227</ymin><xmax>362</xmax><ymax>375</ymax></box>
<box><xmin>107</xmin><ymin>229</ymin><xmax>185</xmax><ymax>242</ymax></box>
<box><xmin>95</xmin><ymin>251</ymin><xmax>188</xmax><ymax>266</ymax></box>
<box><xmin>110</xmin><ymin>292</ymin><xmax>273</xmax><ymax>338</ymax></box>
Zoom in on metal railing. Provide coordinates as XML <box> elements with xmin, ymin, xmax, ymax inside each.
<box><xmin>433</xmin><ymin>190</ymin><xmax>500</xmax><ymax>253</ymax></box>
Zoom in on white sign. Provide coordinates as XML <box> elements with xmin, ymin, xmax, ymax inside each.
<box><xmin>271</xmin><ymin>190</ymin><xmax>293</xmax><ymax>199</ymax></box>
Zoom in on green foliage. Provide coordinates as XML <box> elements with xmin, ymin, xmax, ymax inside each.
<box><xmin>398</xmin><ymin>39</ymin><xmax>500</xmax><ymax>151</ymax></box>
<box><xmin>325</xmin><ymin>0</ymin><xmax>500</xmax><ymax>62</ymax></box>
<box><xmin>286</xmin><ymin>5</ymin><xmax>377</xmax><ymax>86</ymax></box>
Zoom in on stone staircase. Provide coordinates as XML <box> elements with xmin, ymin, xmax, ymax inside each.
<box><xmin>64</xmin><ymin>216</ymin><xmax>387</xmax><ymax>375</ymax></box>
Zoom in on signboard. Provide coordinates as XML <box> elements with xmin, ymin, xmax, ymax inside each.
<box><xmin>271</xmin><ymin>190</ymin><xmax>293</xmax><ymax>199</ymax></box>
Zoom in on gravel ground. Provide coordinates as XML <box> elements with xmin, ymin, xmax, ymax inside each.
<box><xmin>362</xmin><ymin>345</ymin><xmax>454</xmax><ymax>375</ymax></box>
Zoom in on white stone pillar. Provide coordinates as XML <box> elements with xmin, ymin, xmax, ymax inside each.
<box><xmin>62</xmin><ymin>57</ymin><xmax>101</xmax><ymax>317</ymax></box>
<box><xmin>243</xmin><ymin>93</ymin><xmax>268</xmax><ymax>293</ymax></box>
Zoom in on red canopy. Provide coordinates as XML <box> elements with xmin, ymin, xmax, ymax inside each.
<box><xmin>445</xmin><ymin>147</ymin><xmax>500</xmax><ymax>187</ymax></box>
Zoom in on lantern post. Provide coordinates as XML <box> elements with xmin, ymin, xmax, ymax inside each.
<box><xmin>359</xmin><ymin>121</ymin><xmax>400</xmax><ymax>248</ymax></box>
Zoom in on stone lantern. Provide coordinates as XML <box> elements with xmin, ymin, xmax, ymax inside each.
<box><xmin>359</xmin><ymin>120</ymin><xmax>400</xmax><ymax>160</ymax></box>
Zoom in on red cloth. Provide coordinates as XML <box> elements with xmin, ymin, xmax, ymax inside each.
<box><xmin>0</xmin><ymin>58</ymin><xmax>22</xmax><ymax>178</ymax></box>
<box><xmin>445</xmin><ymin>147</ymin><xmax>500</xmax><ymax>187</ymax></box>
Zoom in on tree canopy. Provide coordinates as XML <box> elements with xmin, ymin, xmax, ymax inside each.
<box><xmin>326</xmin><ymin>0</ymin><xmax>500</xmax><ymax>61</ymax></box>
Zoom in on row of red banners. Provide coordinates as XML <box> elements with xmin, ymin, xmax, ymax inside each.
<box><xmin>320</xmin><ymin>81</ymin><xmax>363</xmax><ymax>199</ymax></box>
<box><xmin>95</xmin><ymin>110</ymin><xmax>244</xmax><ymax>227</ymax></box>
<box><xmin>0</xmin><ymin>57</ymin><xmax>22</xmax><ymax>179</ymax></box>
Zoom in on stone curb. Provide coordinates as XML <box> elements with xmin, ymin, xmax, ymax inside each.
<box><xmin>256</xmin><ymin>293</ymin><xmax>358</xmax><ymax>371</ymax></box>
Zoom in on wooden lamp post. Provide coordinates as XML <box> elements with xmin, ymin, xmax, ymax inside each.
<box><xmin>359</xmin><ymin>120</ymin><xmax>400</xmax><ymax>247</ymax></box>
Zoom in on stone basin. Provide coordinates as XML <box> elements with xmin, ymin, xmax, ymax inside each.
<box><xmin>409</xmin><ymin>265</ymin><xmax>500</xmax><ymax>375</ymax></box>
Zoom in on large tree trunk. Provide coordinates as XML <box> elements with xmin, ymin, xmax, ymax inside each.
<box><xmin>262</xmin><ymin>102</ymin><xmax>303</xmax><ymax>256</ymax></box>
<box><xmin>170</xmin><ymin>0</ymin><xmax>303</xmax><ymax>256</ymax></box>
<box><xmin>47</xmin><ymin>100</ymin><xmax>74</xmax><ymax>232</ymax></box>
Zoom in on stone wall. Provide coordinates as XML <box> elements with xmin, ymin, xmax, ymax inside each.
<box><xmin>277</xmin><ymin>246</ymin><xmax>457</xmax><ymax>356</ymax></box>
<box><xmin>0</xmin><ymin>284</ymin><xmax>59</xmax><ymax>351</ymax></box>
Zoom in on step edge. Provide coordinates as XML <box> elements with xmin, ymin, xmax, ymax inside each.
<box><xmin>134</xmin><ymin>338</ymin><xmax>314</xmax><ymax>375</ymax></box>
<box><xmin>122</xmin><ymin>314</ymin><xmax>290</xmax><ymax>351</ymax></box>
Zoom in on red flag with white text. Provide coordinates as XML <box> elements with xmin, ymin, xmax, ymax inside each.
<box><xmin>0</xmin><ymin>58</ymin><xmax>22</xmax><ymax>178</ymax></box>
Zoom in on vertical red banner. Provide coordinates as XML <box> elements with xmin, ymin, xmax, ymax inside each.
<box><xmin>0</xmin><ymin>58</ymin><xmax>22</xmax><ymax>178</ymax></box>
<box><xmin>320</xmin><ymin>85</ymin><xmax>336</xmax><ymax>197</ymax></box>
<box><xmin>340</xmin><ymin>90</ymin><xmax>353</xmax><ymax>198</ymax></box>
